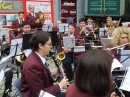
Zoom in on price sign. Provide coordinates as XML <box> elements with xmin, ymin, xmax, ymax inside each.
<box><xmin>44</xmin><ymin>14</ymin><xmax>52</xmax><ymax>24</ymax></box>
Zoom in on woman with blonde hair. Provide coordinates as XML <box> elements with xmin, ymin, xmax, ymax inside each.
<box><xmin>106</xmin><ymin>27</ymin><xmax>130</xmax><ymax>61</ymax></box>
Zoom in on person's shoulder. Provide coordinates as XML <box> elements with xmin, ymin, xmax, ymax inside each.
<box><xmin>61</xmin><ymin>33</ymin><xmax>68</xmax><ymax>38</ymax></box>
<box><xmin>67</xmin><ymin>84</ymin><xmax>77</xmax><ymax>92</ymax></box>
<box><xmin>26</xmin><ymin>13</ymin><xmax>31</xmax><ymax>17</ymax></box>
<box><xmin>15</xmin><ymin>33</ymin><xmax>23</xmax><ymax>39</ymax></box>
<box><xmin>23</xmin><ymin>52</ymin><xmax>38</xmax><ymax>68</ymax></box>
<box><xmin>12</xmin><ymin>19</ymin><xmax>17</xmax><ymax>23</ymax></box>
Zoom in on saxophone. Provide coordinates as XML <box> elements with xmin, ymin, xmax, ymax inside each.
<box><xmin>37</xmin><ymin>11</ymin><xmax>45</xmax><ymax>25</ymax></box>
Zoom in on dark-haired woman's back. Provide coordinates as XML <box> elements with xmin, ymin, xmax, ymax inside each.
<box><xmin>66</xmin><ymin>84</ymin><xmax>106</xmax><ymax>97</ymax></box>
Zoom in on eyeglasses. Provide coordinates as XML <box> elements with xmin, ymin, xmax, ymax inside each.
<box><xmin>46</xmin><ymin>43</ymin><xmax>52</xmax><ymax>46</ymax></box>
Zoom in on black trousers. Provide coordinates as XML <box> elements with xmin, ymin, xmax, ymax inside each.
<box><xmin>63</xmin><ymin>55</ymin><xmax>79</xmax><ymax>81</ymax></box>
<box><xmin>56</xmin><ymin>92</ymin><xmax>65</xmax><ymax>97</ymax></box>
<box><xmin>4</xmin><ymin>69</ymin><xmax>13</xmax><ymax>92</ymax></box>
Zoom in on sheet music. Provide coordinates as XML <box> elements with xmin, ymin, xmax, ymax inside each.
<box><xmin>122</xmin><ymin>22</ymin><xmax>130</xmax><ymax>27</ymax></box>
<box><xmin>99</xmin><ymin>28</ymin><xmax>108</xmax><ymax>36</ymax></box>
<box><xmin>74</xmin><ymin>46</ymin><xmax>85</xmax><ymax>52</ymax></box>
<box><xmin>0</xmin><ymin>55</ymin><xmax>12</xmax><ymax>64</ymax></box>
<box><xmin>23</xmin><ymin>49</ymin><xmax>32</xmax><ymax>57</ymax></box>
<box><xmin>0</xmin><ymin>55</ymin><xmax>12</xmax><ymax>71</ymax></box>
<box><xmin>9</xmin><ymin>38</ymin><xmax>23</xmax><ymax>56</ymax></box>
<box><xmin>58</xmin><ymin>23</ymin><xmax>68</xmax><ymax>32</ymax></box>
<box><xmin>119</xmin><ymin>66</ymin><xmax>130</xmax><ymax>91</ymax></box>
<box><xmin>120</xmin><ymin>50</ymin><xmax>130</xmax><ymax>70</ymax></box>
<box><xmin>63</xmin><ymin>36</ymin><xmax>75</xmax><ymax>48</ymax></box>
<box><xmin>111</xmin><ymin>58</ymin><xmax>123</xmax><ymax>72</ymax></box>
<box><xmin>100</xmin><ymin>38</ymin><xmax>112</xmax><ymax>47</ymax></box>
<box><xmin>39</xmin><ymin>90</ymin><xmax>55</xmax><ymax>97</ymax></box>
<box><xmin>0</xmin><ymin>28</ymin><xmax>10</xmax><ymax>43</ymax></box>
<box><xmin>0</xmin><ymin>69</ymin><xmax>4</xmax><ymax>82</ymax></box>
<box><xmin>42</xmin><ymin>23</ymin><xmax>52</xmax><ymax>32</ymax></box>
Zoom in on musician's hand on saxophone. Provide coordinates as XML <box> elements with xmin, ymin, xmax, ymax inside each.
<box><xmin>59</xmin><ymin>77</ymin><xmax>69</xmax><ymax>89</ymax></box>
<box><xmin>64</xmin><ymin>48</ymin><xmax>72</xmax><ymax>53</ymax></box>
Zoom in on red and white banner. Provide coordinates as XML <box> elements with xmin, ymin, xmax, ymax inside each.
<box><xmin>26</xmin><ymin>1</ymin><xmax>54</xmax><ymax>24</ymax></box>
<box><xmin>61</xmin><ymin>0</ymin><xmax>77</xmax><ymax>23</ymax></box>
<box><xmin>26</xmin><ymin>1</ymin><xmax>51</xmax><ymax>13</ymax></box>
<box><xmin>0</xmin><ymin>0</ymin><xmax>54</xmax><ymax>43</ymax></box>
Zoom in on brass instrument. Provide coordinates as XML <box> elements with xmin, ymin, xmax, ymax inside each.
<box><xmin>37</xmin><ymin>11</ymin><xmax>44</xmax><ymax>25</ymax></box>
<box><xmin>57</xmin><ymin>51</ymin><xmax>65</xmax><ymax>65</ymax></box>
<box><xmin>15</xmin><ymin>52</ymin><xmax>26</xmax><ymax>63</ymax></box>
<box><xmin>94</xmin><ymin>23</ymin><xmax>99</xmax><ymax>31</ymax></box>
<box><xmin>84</xmin><ymin>28</ymin><xmax>90</xmax><ymax>36</ymax></box>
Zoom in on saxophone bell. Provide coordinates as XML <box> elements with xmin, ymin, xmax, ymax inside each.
<box><xmin>15</xmin><ymin>52</ymin><xmax>26</xmax><ymax>63</ymax></box>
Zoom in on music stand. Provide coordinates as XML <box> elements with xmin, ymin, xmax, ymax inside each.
<box><xmin>119</xmin><ymin>66</ymin><xmax>130</xmax><ymax>92</ymax></box>
<box><xmin>10</xmin><ymin>39</ymin><xmax>23</xmax><ymax>56</ymax></box>
<box><xmin>23</xmin><ymin>33</ymin><xmax>33</xmax><ymax>50</ymax></box>
<box><xmin>99</xmin><ymin>28</ymin><xmax>108</xmax><ymax>37</ymax></box>
<box><xmin>58</xmin><ymin>23</ymin><xmax>68</xmax><ymax>33</ymax></box>
<box><xmin>42</xmin><ymin>23</ymin><xmax>52</xmax><ymax>32</ymax></box>
<box><xmin>63</xmin><ymin>36</ymin><xmax>75</xmax><ymax>48</ymax></box>
<box><xmin>100</xmin><ymin>38</ymin><xmax>112</xmax><ymax>47</ymax></box>
<box><xmin>84</xmin><ymin>35</ymin><xmax>95</xmax><ymax>50</ymax></box>
<box><xmin>9</xmin><ymin>38</ymin><xmax>23</xmax><ymax>78</ymax></box>
<box><xmin>120</xmin><ymin>50</ymin><xmax>130</xmax><ymax>70</ymax></box>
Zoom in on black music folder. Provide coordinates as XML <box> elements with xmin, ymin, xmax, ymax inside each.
<box><xmin>47</xmin><ymin>31</ymin><xmax>58</xmax><ymax>46</ymax></box>
<box><xmin>23</xmin><ymin>33</ymin><xmax>33</xmax><ymax>50</ymax></box>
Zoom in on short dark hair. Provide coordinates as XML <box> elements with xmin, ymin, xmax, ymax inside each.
<box><xmin>18</xmin><ymin>11</ymin><xmax>24</xmax><ymax>15</ymax></box>
<box><xmin>22</xmin><ymin>21</ymin><xmax>31</xmax><ymax>27</ymax></box>
<box><xmin>68</xmin><ymin>23</ymin><xmax>76</xmax><ymax>28</ymax></box>
<box><xmin>79</xmin><ymin>18</ymin><xmax>85</xmax><ymax>23</ymax></box>
<box><xmin>75</xmin><ymin>49</ymin><xmax>114</xmax><ymax>96</ymax></box>
<box><xmin>29</xmin><ymin>31</ymin><xmax>51</xmax><ymax>51</ymax></box>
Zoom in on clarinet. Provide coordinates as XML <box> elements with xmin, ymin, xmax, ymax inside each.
<box><xmin>49</xmin><ymin>50</ymin><xmax>69</xmax><ymax>87</ymax></box>
<box><xmin>114</xmin><ymin>82</ymin><xmax>123</xmax><ymax>97</ymax></box>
